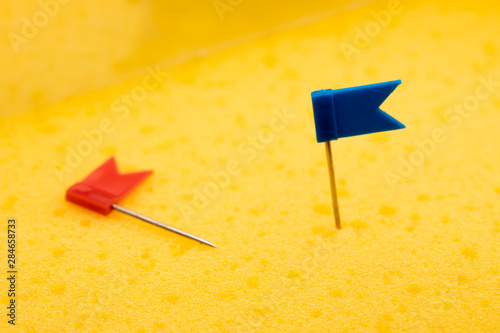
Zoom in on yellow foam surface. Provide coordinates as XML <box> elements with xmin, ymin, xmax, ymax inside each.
<box><xmin>1</xmin><ymin>0</ymin><xmax>500</xmax><ymax>331</ymax></box>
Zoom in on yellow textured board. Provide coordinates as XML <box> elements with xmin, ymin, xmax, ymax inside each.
<box><xmin>1</xmin><ymin>0</ymin><xmax>500</xmax><ymax>332</ymax></box>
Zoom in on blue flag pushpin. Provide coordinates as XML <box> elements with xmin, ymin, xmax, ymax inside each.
<box><xmin>311</xmin><ymin>80</ymin><xmax>405</xmax><ymax>229</ymax></box>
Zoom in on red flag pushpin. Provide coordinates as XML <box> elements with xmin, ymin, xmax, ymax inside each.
<box><xmin>66</xmin><ymin>157</ymin><xmax>216</xmax><ymax>247</ymax></box>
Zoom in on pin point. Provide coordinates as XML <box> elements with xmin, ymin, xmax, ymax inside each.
<box><xmin>311</xmin><ymin>80</ymin><xmax>405</xmax><ymax>229</ymax></box>
<box><xmin>66</xmin><ymin>157</ymin><xmax>216</xmax><ymax>247</ymax></box>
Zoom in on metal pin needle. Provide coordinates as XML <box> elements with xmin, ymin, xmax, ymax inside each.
<box><xmin>112</xmin><ymin>204</ymin><xmax>216</xmax><ymax>247</ymax></box>
<box><xmin>325</xmin><ymin>141</ymin><xmax>341</xmax><ymax>229</ymax></box>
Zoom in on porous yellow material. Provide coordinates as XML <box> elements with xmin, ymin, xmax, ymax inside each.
<box><xmin>1</xmin><ymin>0</ymin><xmax>500</xmax><ymax>332</ymax></box>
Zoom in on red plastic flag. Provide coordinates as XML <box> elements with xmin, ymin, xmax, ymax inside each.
<box><xmin>65</xmin><ymin>157</ymin><xmax>216</xmax><ymax>247</ymax></box>
<box><xmin>66</xmin><ymin>157</ymin><xmax>152</xmax><ymax>215</ymax></box>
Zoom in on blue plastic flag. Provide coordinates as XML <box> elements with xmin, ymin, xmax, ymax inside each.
<box><xmin>311</xmin><ymin>80</ymin><xmax>405</xmax><ymax>142</ymax></box>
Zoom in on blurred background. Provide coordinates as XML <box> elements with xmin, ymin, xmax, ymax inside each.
<box><xmin>1</xmin><ymin>0</ymin><xmax>350</xmax><ymax>116</ymax></box>
<box><xmin>3</xmin><ymin>0</ymin><xmax>497</xmax><ymax>117</ymax></box>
